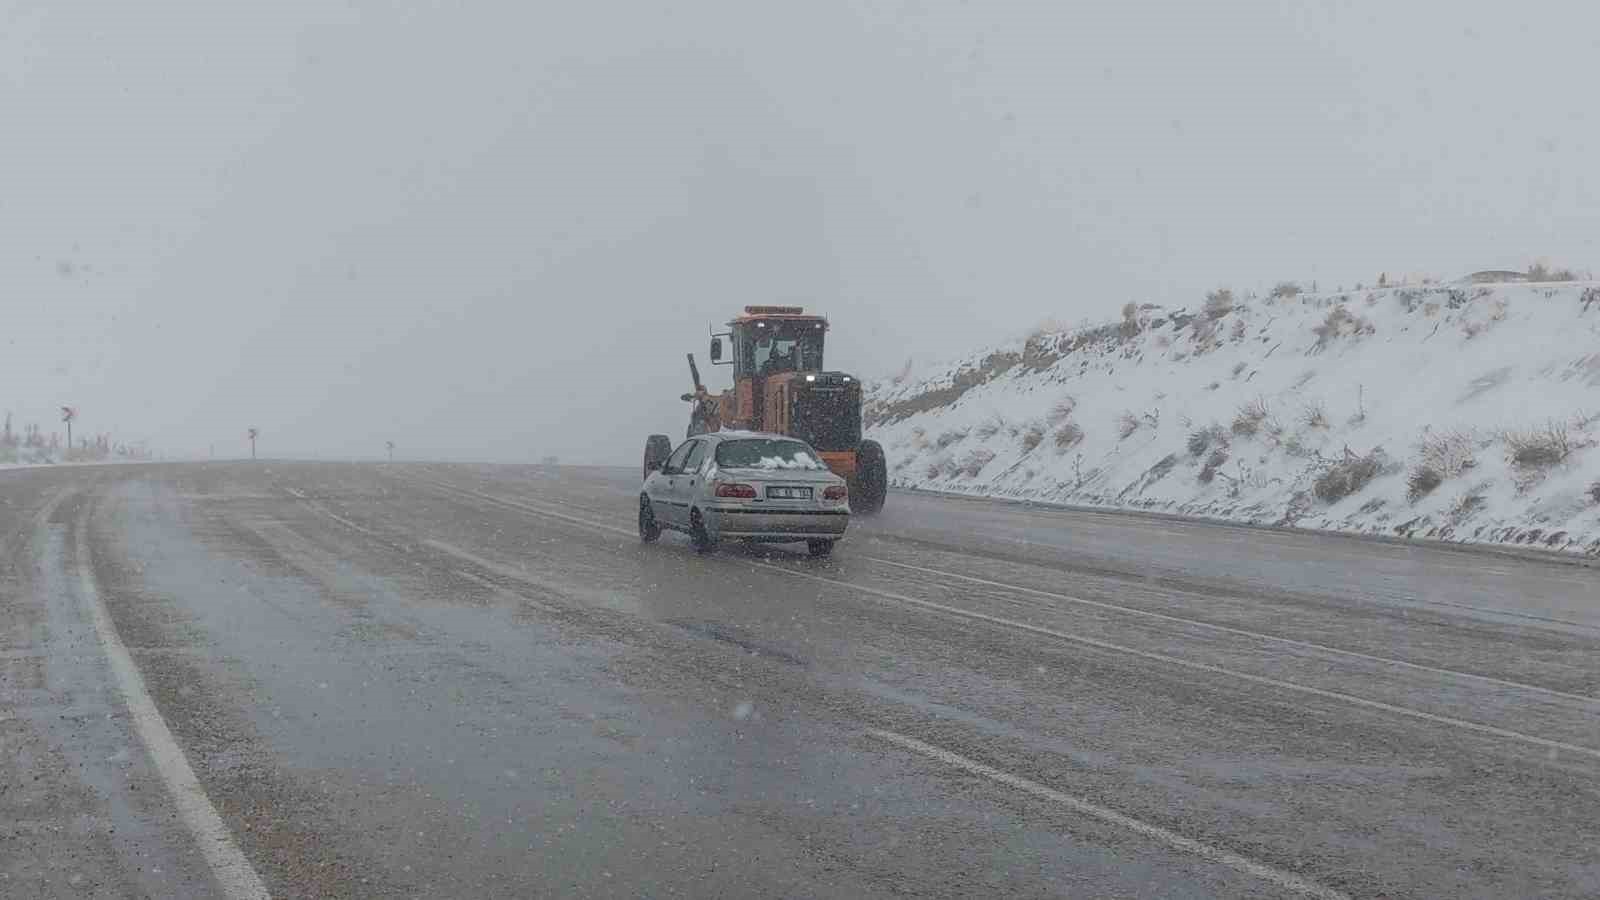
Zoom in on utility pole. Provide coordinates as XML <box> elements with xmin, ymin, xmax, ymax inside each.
<box><xmin>247</xmin><ymin>427</ymin><xmax>259</xmax><ymax>460</ymax></box>
<box><xmin>385</xmin><ymin>440</ymin><xmax>395</xmax><ymax>463</ymax></box>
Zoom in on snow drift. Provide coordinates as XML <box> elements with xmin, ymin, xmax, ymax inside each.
<box><xmin>866</xmin><ymin>280</ymin><xmax>1600</xmax><ymax>556</ymax></box>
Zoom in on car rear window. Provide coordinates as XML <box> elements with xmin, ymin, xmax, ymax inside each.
<box><xmin>714</xmin><ymin>439</ymin><xmax>826</xmax><ymax>471</ymax></box>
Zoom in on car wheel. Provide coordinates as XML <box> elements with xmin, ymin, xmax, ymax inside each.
<box><xmin>850</xmin><ymin>439</ymin><xmax>888</xmax><ymax>514</ymax></box>
<box><xmin>638</xmin><ymin>495</ymin><xmax>661</xmax><ymax>543</ymax></box>
<box><xmin>689</xmin><ymin>509</ymin><xmax>717</xmax><ymax>553</ymax></box>
<box><xmin>806</xmin><ymin>539</ymin><xmax>834</xmax><ymax>558</ymax></box>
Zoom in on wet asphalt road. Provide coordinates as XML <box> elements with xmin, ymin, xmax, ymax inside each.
<box><xmin>3</xmin><ymin>461</ymin><xmax>1599</xmax><ymax>898</ymax></box>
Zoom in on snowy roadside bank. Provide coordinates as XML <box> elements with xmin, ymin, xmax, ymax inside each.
<box><xmin>867</xmin><ymin>280</ymin><xmax>1600</xmax><ymax>557</ymax></box>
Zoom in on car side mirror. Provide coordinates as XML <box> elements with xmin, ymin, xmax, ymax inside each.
<box><xmin>709</xmin><ymin>337</ymin><xmax>723</xmax><ymax>362</ymax></box>
<box><xmin>680</xmin><ymin>393</ymin><xmax>695</xmax><ymax>402</ymax></box>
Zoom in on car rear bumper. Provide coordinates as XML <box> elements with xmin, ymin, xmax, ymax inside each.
<box><xmin>703</xmin><ymin>506</ymin><xmax>849</xmax><ymax>541</ymax></box>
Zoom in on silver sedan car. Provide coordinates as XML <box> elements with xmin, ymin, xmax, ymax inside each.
<box><xmin>639</xmin><ymin>431</ymin><xmax>850</xmax><ymax>556</ymax></box>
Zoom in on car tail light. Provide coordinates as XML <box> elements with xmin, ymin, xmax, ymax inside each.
<box><xmin>823</xmin><ymin>484</ymin><xmax>847</xmax><ymax>500</ymax></box>
<box><xmin>714</xmin><ymin>482</ymin><xmax>758</xmax><ymax>499</ymax></box>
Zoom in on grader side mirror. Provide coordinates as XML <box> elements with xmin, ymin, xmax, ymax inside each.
<box><xmin>709</xmin><ymin>337</ymin><xmax>723</xmax><ymax>362</ymax></box>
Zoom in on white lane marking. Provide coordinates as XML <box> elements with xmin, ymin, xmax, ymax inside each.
<box><xmin>863</xmin><ymin>556</ymin><xmax>1600</xmax><ymax>705</ymax></box>
<box><xmin>402</xmin><ymin>480</ymin><xmax>1600</xmax><ymax>760</ymax></box>
<box><xmin>74</xmin><ymin>517</ymin><xmax>272</xmax><ymax>900</ymax></box>
<box><xmin>414</xmin><ymin>479</ymin><xmax>634</xmax><ymax>538</ymax></box>
<box><xmin>868</xmin><ymin>728</ymin><xmax>1351</xmax><ymax>900</ymax></box>
<box><xmin>303</xmin><ymin>502</ymin><xmax>374</xmax><ymax>536</ymax></box>
<box><xmin>423</xmin><ymin>539</ymin><xmax>537</xmax><ymax>580</ymax></box>
<box><xmin>279</xmin><ymin>487</ymin><xmax>377</xmax><ymax>537</ymax></box>
<box><xmin>1394</xmin><ymin>595</ymin><xmax>1600</xmax><ymax>632</ymax></box>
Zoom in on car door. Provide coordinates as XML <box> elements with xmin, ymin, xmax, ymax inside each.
<box><xmin>678</xmin><ymin>439</ymin><xmax>711</xmax><ymax>514</ymax></box>
<box><xmin>654</xmin><ymin>440</ymin><xmax>697</xmax><ymax>527</ymax></box>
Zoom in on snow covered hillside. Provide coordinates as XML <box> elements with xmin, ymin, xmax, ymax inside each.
<box><xmin>865</xmin><ymin>280</ymin><xmax>1600</xmax><ymax>556</ymax></box>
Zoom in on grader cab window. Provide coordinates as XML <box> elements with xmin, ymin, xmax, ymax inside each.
<box><xmin>735</xmin><ymin>321</ymin><xmax>826</xmax><ymax>377</ymax></box>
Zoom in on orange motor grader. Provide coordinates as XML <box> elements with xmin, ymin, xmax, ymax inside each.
<box><xmin>642</xmin><ymin>306</ymin><xmax>887</xmax><ymax>514</ymax></box>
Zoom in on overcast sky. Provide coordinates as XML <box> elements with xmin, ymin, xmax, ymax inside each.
<box><xmin>3</xmin><ymin>1</ymin><xmax>1596</xmax><ymax>463</ymax></box>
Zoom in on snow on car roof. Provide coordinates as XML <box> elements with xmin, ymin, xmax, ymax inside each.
<box><xmin>708</xmin><ymin>430</ymin><xmax>803</xmax><ymax>441</ymax></box>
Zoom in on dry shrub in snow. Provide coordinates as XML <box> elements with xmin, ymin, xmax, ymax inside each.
<box><xmin>1204</xmin><ymin>288</ymin><xmax>1235</xmax><ymax>319</ymax></box>
<box><xmin>1199</xmin><ymin>447</ymin><xmax>1229</xmax><ymax>484</ymax></box>
<box><xmin>1418</xmin><ymin>428</ymin><xmax>1477</xmax><ymax>477</ymax></box>
<box><xmin>1460</xmin><ymin>297</ymin><xmax>1509</xmax><ymax>340</ymax></box>
<box><xmin>1120</xmin><ymin>302</ymin><xmax>1141</xmax><ymax>338</ymax></box>
<box><xmin>1054</xmin><ymin>422</ymin><xmax>1085</xmax><ymax>451</ymax></box>
<box><xmin>1118</xmin><ymin>411</ymin><xmax>1141</xmax><ymax>440</ymax></box>
<box><xmin>1263</xmin><ymin>415</ymin><xmax>1286</xmax><ymax>443</ymax></box>
<box><xmin>1020</xmin><ymin>422</ymin><xmax>1046</xmax><ymax>452</ymax></box>
<box><xmin>1047</xmin><ymin>395</ymin><xmax>1077</xmax><ymax>425</ymax></box>
<box><xmin>1300</xmin><ymin>400</ymin><xmax>1329</xmax><ymax>430</ymax></box>
<box><xmin>1313</xmin><ymin>306</ymin><xmax>1374</xmax><ymax>347</ymax></box>
<box><xmin>1407</xmin><ymin>465</ymin><xmax>1443</xmax><ymax>502</ymax></box>
<box><xmin>1271</xmin><ymin>281</ymin><xmax>1301</xmax><ymax>299</ymax></box>
<box><xmin>925</xmin><ymin>460</ymin><xmax>945</xmax><ymax>480</ymax></box>
<box><xmin>1446</xmin><ymin>490</ymin><xmax>1487</xmax><ymax>526</ymax></box>
<box><xmin>1187</xmin><ymin>424</ymin><xmax>1229</xmax><ymax>457</ymax></box>
<box><xmin>1590</xmin><ymin>481</ymin><xmax>1600</xmax><ymax>504</ymax></box>
<box><xmin>935</xmin><ymin>429</ymin><xmax>966</xmax><ymax>450</ymax></box>
<box><xmin>1230</xmin><ymin>318</ymin><xmax>1247</xmax><ymax>341</ymax></box>
<box><xmin>1232</xmin><ymin>397</ymin><xmax>1271</xmax><ymax>436</ymax></box>
<box><xmin>1528</xmin><ymin>261</ymin><xmax>1579</xmax><ymax>282</ymax></box>
<box><xmin>960</xmin><ymin>448</ymin><xmax>996</xmax><ymax>477</ymax></box>
<box><xmin>974</xmin><ymin>417</ymin><xmax>1004</xmax><ymax>441</ymax></box>
<box><xmin>1313</xmin><ymin>449</ymin><xmax>1384</xmax><ymax>503</ymax></box>
<box><xmin>1503</xmin><ymin>421</ymin><xmax>1572</xmax><ymax>467</ymax></box>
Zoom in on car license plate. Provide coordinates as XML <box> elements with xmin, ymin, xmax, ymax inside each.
<box><xmin>766</xmin><ymin>486</ymin><xmax>812</xmax><ymax>500</ymax></box>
